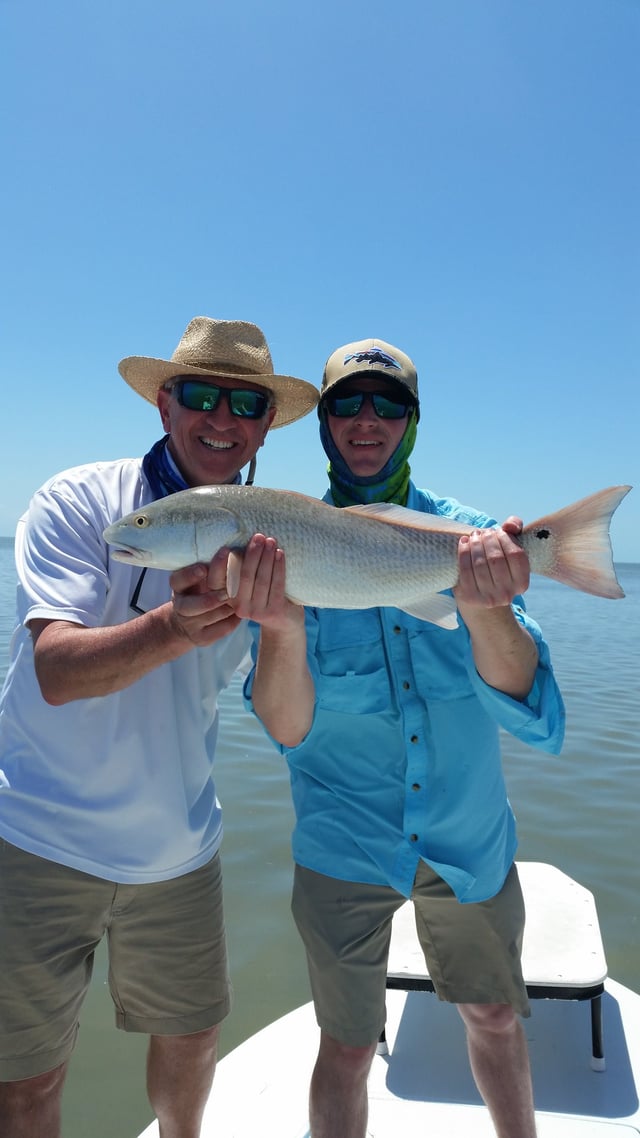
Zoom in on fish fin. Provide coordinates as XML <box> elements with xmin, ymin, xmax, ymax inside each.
<box><xmin>344</xmin><ymin>502</ymin><xmax>476</xmax><ymax>535</ymax></box>
<box><xmin>399</xmin><ymin>594</ymin><xmax>459</xmax><ymax>629</ymax></box>
<box><xmin>226</xmin><ymin>550</ymin><xmax>243</xmax><ymax>598</ymax></box>
<box><xmin>524</xmin><ymin>485</ymin><xmax>631</xmax><ymax>599</ymax></box>
<box><xmin>282</xmin><ymin>594</ymin><xmax>305</xmax><ymax>607</ymax></box>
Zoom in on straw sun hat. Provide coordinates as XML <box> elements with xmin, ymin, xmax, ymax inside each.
<box><xmin>118</xmin><ymin>316</ymin><xmax>319</xmax><ymax>428</ymax></box>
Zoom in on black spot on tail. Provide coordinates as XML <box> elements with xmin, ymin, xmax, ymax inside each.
<box><xmin>536</xmin><ymin>528</ymin><xmax>550</xmax><ymax>540</ymax></box>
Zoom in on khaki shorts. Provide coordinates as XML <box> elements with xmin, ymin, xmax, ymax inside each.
<box><xmin>291</xmin><ymin>860</ymin><xmax>529</xmax><ymax>1048</ymax></box>
<box><xmin>0</xmin><ymin>840</ymin><xmax>230</xmax><ymax>1081</ymax></box>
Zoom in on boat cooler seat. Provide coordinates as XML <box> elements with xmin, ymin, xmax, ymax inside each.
<box><xmin>382</xmin><ymin>861</ymin><xmax>608</xmax><ymax>1070</ymax></box>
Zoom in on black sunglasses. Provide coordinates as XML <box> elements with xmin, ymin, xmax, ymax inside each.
<box><xmin>172</xmin><ymin>378</ymin><xmax>271</xmax><ymax>419</ymax></box>
<box><xmin>325</xmin><ymin>389</ymin><xmax>414</xmax><ymax>420</ymax></box>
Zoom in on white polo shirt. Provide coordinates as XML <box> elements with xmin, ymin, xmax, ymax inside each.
<box><xmin>0</xmin><ymin>458</ymin><xmax>250</xmax><ymax>883</ymax></box>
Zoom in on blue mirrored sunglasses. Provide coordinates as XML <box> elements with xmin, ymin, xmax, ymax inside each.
<box><xmin>325</xmin><ymin>390</ymin><xmax>414</xmax><ymax>420</ymax></box>
<box><xmin>172</xmin><ymin>378</ymin><xmax>271</xmax><ymax>419</ymax></box>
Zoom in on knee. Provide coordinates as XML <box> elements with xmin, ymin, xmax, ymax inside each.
<box><xmin>317</xmin><ymin>1033</ymin><xmax>377</xmax><ymax>1082</ymax></box>
<box><xmin>150</xmin><ymin>1024</ymin><xmax>220</xmax><ymax>1075</ymax></box>
<box><xmin>457</xmin><ymin>1002</ymin><xmax>519</xmax><ymax>1038</ymax></box>
<box><xmin>0</xmin><ymin>1063</ymin><xmax>67</xmax><ymax>1119</ymax></box>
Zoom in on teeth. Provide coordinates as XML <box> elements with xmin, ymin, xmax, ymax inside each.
<box><xmin>352</xmin><ymin>440</ymin><xmax>380</xmax><ymax>446</ymax></box>
<box><xmin>201</xmin><ymin>439</ymin><xmax>234</xmax><ymax>450</ymax></box>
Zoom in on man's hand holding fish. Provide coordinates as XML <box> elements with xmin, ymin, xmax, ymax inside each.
<box><xmin>226</xmin><ymin>534</ymin><xmax>302</xmax><ymax>628</ymax></box>
<box><xmin>454</xmin><ymin>516</ymin><xmax>539</xmax><ymax>700</ymax></box>
<box><xmin>229</xmin><ymin>534</ymin><xmax>314</xmax><ymax>751</ymax></box>
<box><xmin>168</xmin><ymin>548</ymin><xmax>243</xmax><ymax>648</ymax></box>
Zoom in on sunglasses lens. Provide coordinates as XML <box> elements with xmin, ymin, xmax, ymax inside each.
<box><xmin>327</xmin><ymin>391</ymin><xmax>411</xmax><ymax>419</ymax></box>
<box><xmin>371</xmin><ymin>393</ymin><xmax>410</xmax><ymax>419</ymax></box>
<box><xmin>174</xmin><ymin>381</ymin><xmax>269</xmax><ymax>418</ymax></box>
<box><xmin>326</xmin><ymin>393</ymin><xmax>364</xmax><ymax>417</ymax></box>
<box><xmin>176</xmin><ymin>380</ymin><xmax>221</xmax><ymax>412</ymax></box>
<box><xmin>229</xmin><ymin>390</ymin><xmax>270</xmax><ymax>419</ymax></box>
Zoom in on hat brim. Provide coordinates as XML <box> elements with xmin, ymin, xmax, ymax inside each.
<box><xmin>118</xmin><ymin>356</ymin><xmax>319</xmax><ymax>429</ymax></box>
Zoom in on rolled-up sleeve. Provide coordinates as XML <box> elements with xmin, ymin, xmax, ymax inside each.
<box><xmin>457</xmin><ymin>603</ymin><xmax>565</xmax><ymax>754</ymax></box>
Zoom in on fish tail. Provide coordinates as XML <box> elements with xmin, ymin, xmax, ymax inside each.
<box><xmin>524</xmin><ymin>485</ymin><xmax>631</xmax><ymax>598</ymax></box>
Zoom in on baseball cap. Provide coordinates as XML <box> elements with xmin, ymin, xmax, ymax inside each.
<box><xmin>320</xmin><ymin>338</ymin><xmax>419</xmax><ymax>411</ymax></box>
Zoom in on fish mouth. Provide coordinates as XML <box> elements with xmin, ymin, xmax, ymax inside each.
<box><xmin>109</xmin><ymin>546</ymin><xmax>147</xmax><ymax>563</ymax></box>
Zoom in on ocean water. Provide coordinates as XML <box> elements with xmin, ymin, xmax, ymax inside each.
<box><xmin>0</xmin><ymin>536</ymin><xmax>638</xmax><ymax>1137</ymax></box>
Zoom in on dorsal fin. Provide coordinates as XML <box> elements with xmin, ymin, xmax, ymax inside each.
<box><xmin>343</xmin><ymin>502</ymin><xmax>477</xmax><ymax>536</ymax></box>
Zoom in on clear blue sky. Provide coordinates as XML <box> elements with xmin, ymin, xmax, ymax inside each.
<box><xmin>1</xmin><ymin>0</ymin><xmax>638</xmax><ymax>561</ymax></box>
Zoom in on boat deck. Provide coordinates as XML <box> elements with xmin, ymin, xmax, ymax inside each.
<box><xmin>137</xmin><ymin>978</ymin><xmax>640</xmax><ymax>1136</ymax></box>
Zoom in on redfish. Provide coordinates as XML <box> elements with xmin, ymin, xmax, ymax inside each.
<box><xmin>104</xmin><ymin>484</ymin><xmax>631</xmax><ymax>629</ymax></box>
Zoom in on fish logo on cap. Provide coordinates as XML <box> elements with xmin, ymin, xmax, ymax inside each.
<box><xmin>343</xmin><ymin>348</ymin><xmax>401</xmax><ymax>370</ymax></box>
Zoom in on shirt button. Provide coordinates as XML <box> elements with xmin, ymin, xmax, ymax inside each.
<box><xmin>410</xmin><ymin>735</ymin><xmax>418</xmax><ymax>743</ymax></box>
<box><xmin>410</xmin><ymin>833</ymin><xmax>419</xmax><ymax>842</ymax></box>
<box><xmin>402</xmin><ymin>681</ymin><xmax>410</xmax><ymax>690</ymax></box>
<box><xmin>411</xmin><ymin>783</ymin><xmax>421</xmax><ymax>791</ymax></box>
<box><xmin>393</xmin><ymin>626</ymin><xmax>401</xmax><ymax>634</ymax></box>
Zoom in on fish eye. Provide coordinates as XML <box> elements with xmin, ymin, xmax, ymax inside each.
<box><xmin>134</xmin><ymin>515</ymin><xmax>150</xmax><ymax>529</ymax></box>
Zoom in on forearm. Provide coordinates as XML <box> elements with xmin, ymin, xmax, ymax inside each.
<box><xmin>252</xmin><ymin>622</ymin><xmax>314</xmax><ymax>748</ymax></box>
<box><xmin>31</xmin><ymin>604</ymin><xmax>195</xmax><ymax>704</ymax></box>
<box><xmin>228</xmin><ymin>534</ymin><xmax>315</xmax><ymax>747</ymax></box>
<box><xmin>456</xmin><ymin>601</ymin><xmax>539</xmax><ymax>701</ymax></box>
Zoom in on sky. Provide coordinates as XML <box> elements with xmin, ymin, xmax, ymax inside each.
<box><xmin>1</xmin><ymin>0</ymin><xmax>638</xmax><ymax>563</ymax></box>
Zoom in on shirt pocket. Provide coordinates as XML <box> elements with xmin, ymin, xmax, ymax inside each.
<box><xmin>403</xmin><ymin>615</ymin><xmax>475</xmax><ymax>701</ymax></box>
<box><xmin>315</xmin><ymin>609</ymin><xmax>392</xmax><ymax>714</ymax></box>
<box><xmin>316</xmin><ymin>666</ymin><xmax>392</xmax><ymax>714</ymax></box>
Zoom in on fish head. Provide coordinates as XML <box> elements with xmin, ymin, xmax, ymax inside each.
<box><xmin>104</xmin><ymin>501</ymin><xmax>199</xmax><ymax>569</ymax></box>
<box><xmin>103</xmin><ymin>489</ymin><xmax>243</xmax><ymax>570</ymax></box>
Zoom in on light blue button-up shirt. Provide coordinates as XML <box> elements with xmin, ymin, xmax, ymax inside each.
<box><xmin>245</xmin><ymin>484</ymin><xmax>565</xmax><ymax>903</ymax></box>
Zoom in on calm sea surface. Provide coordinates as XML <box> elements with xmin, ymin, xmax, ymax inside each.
<box><xmin>0</xmin><ymin>536</ymin><xmax>638</xmax><ymax>1137</ymax></box>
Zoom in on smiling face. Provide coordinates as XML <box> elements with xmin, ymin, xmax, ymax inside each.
<box><xmin>324</xmin><ymin>376</ymin><xmax>411</xmax><ymax>478</ymax></box>
<box><xmin>157</xmin><ymin>376</ymin><xmax>276</xmax><ymax>487</ymax></box>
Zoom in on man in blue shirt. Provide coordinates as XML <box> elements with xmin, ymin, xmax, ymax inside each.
<box><xmin>238</xmin><ymin>337</ymin><xmax>565</xmax><ymax>1138</ymax></box>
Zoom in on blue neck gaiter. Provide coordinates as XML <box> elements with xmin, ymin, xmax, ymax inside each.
<box><xmin>142</xmin><ymin>436</ymin><xmax>189</xmax><ymax>499</ymax></box>
<box><xmin>142</xmin><ymin>435</ymin><xmax>244</xmax><ymax>499</ymax></box>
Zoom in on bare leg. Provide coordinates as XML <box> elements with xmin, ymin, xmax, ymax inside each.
<box><xmin>0</xmin><ymin>1062</ymin><xmax>68</xmax><ymax>1138</ymax></box>
<box><xmin>457</xmin><ymin>1003</ymin><xmax>537</xmax><ymax>1138</ymax></box>
<box><xmin>147</xmin><ymin>1025</ymin><xmax>219</xmax><ymax>1138</ymax></box>
<box><xmin>309</xmin><ymin>1031</ymin><xmax>377</xmax><ymax>1138</ymax></box>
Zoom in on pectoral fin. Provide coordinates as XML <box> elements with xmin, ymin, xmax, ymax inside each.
<box><xmin>399</xmin><ymin>593</ymin><xmax>459</xmax><ymax>629</ymax></box>
<box><xmin>226</xmin><ymin>550</ymin><xmax>243</xmax><ymax>598</ymax></box>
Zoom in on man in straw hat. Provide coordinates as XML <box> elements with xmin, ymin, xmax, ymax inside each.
<box><xmin>236</xmin><ymin>336</ymin><xmax>565</xmax><ymax>1138</ymax></box>
<box><xmin>0</xmin><ymin>317</ymin><xmax>318</xmax><ymax>1137</ymax></box>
